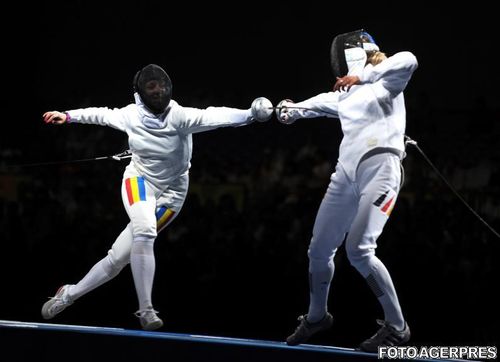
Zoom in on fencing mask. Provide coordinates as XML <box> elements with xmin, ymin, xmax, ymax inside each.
<box><xmin>133</xmin><ymin>64</ymin><xmax>172</xmax><ymax>114</ymax></box>
<box><xmin>330</xmin><ymin>29</ymin><xmax>379</xmax><ymax>79</ymax></box>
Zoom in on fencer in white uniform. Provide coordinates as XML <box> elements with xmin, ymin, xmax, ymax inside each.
<box><xmin>41</xmin><ymin>64</ymin><xmax>271</xmax><ymax>330</ymax></box>
<box><xmin>278</xmin><ymin>30</ymin><xmax>418</xmax><ymax>351</ymax></box>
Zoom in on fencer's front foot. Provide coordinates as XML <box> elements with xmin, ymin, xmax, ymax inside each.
<box><xmin>135</xmin><ymin>308</ymin><xmax>163</xmax><ymax>331</ymax></box>
<box><xmin>251</xmin><ymin>97</ymin><xmax>274</xmax><ymax>122</ymax></box>
<box><xmin>286</xmin><ymin>313</ymin><xmax>333</xmax><ymax>345</ymax></box>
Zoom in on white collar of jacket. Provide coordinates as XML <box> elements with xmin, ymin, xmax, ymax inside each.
<box><xmin>345</xmin><ymin>47</ymin><xmax>367</xmax><ymax>77</ymax></box>
<box><xmin>134</xmin><ymin>92</ymin><xmax>170</xmax><ymax>129</ymax></box>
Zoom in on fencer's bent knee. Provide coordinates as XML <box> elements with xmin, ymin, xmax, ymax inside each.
<box><xmin>308</xmin><ymin>246</ymin><xmax>334</xmax><ymax>272</ymax></box>
<box><xmin>346</xmin><ymin>242</ymin><xmax>375</xmax><ymax>270</ymax></box>
<box><xmin>107</xmin><ymin>247</ymin><xmax>130</xmax><ymax>270</ymax></box>
<box><xmin>132</xmin><ymin>235</ymin><xmax>155</xmax><ymax>244</ymax></box>
<box><xmin>131</xmin><ymin>224</ymin><xmax>157</xmax><ymax>241</ymax></box>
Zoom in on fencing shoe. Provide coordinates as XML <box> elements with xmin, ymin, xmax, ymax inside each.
<box><xmin>286</xmin><ymin>313</ymin><xmax>333</xmax><ymax>346</ymax></box>
<box><xmin>41</xmin><ymin>284</ymin><xmax>74</xmax><ymax>319</ymax></box>
<box><xmin>358</xmin><ymin>320</ymin><xmax>411</xmax><ymax>352</ymax></box>
<box><xmin>135</xmin><ymin>308</ymin><xmax>163</xmax><ymax>331</ymax></box>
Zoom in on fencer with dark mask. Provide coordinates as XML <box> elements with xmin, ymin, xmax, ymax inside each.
<box><xmin>133</xmin><ymin>64</ymin><xmax>172</xmax><ymax>121</ymax></box>
<box><xmin>278</xmin><ymin>30</ymin><xmax>418</xmax><ymax>352</ymax></box>
<box><xmin>41</xmin><ymin>64</ymin><xmax>272</xmax><ymax>331</ymax></box>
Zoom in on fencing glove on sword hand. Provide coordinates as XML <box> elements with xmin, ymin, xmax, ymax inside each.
<box><xmin>275</xmin><ymin>99</ymin><xmax>297</xmax><ymax>125</ymax></box>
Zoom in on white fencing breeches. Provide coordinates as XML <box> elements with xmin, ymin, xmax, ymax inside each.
<box><xmin>307</xmin><ymin>153</ymin><xmax>405</xmax><ymax>328</ymax></box>
<box><xmin>67</xmin><ymin>171</ymin><xmax>188</xmax><ymax>302</ymax></box>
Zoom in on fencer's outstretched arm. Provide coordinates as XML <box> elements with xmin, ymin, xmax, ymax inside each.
<box><xmin>175</xmin><ymin>106</ymin><xmax>254</xmax><ymax>134</ymax></box>
<box><xmin>276</xmin><ymin>92</ymin><xmax>340</xmax><ymax>125</ymax></box>
<box><xmin>174</xmin><ymin>97</ymin><xmax>273</xmax><ymax>133</ymax></box>
<box><xmin>43</xmin><ymin>107</ymin><xmax>129</xmax><ymax>132</ymax></box>
<box><xmin>359</xmin><ymin>51</ymin><xmax>418</xmax><ymax>94</ymax></box>
<box><xmin>176</xmin><ymin>96</ymin><xmax>273</xmax><ymax>132</ymax></box>
<box><xmin>44</xmin><ymin>97</ymin><xmax>273</xmax><ymax>134</ymax></box>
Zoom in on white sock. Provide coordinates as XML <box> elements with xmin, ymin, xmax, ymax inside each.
<box><xmin>130</xmin><ymin>239</ymin><xmax>156</xmax><ymax>311</ymax></box>
<box><xmin>365</xmin><ymin>257</ymin><xmax>405</xmax><ymax>330</ymax></box>
<box><xmin>68</xmin><ymin>256</ymin><xmax>122</xmax><ymax>301</ymax></box>
<box><xmin>307</xmin><ymin>260</ymin><xmax>334</xmax><ymax>323</ymax></box>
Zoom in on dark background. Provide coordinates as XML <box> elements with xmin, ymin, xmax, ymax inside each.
<box><xmin>1</xmin><ymin>0</ymin><xmax>498</xmax><ymax>352</ymax></box>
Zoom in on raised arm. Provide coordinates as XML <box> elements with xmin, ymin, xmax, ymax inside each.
<box><xmin>359</xmin><ymin>51</ymin><xmax>418</xmax><ymax>94</ymax></box>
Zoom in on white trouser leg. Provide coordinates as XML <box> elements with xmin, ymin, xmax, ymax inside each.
<box><xmin>68</xmin><ymin>224</ymin><xmax>133</xmax><ymax>301</ymax></box>
<box><xmin>120</xmin><ymin>170</ymin><xmax>189</xmax><ymax>313</ymax></box>
<box><xmin>345</xmin><ymin>154</ymin><xmax>405</xmax><ymax>330</ymax></box>
<box><xmin>66</xmin><ymin>169</ymin><xmax>188</xmax><ymax>310</ymax></box>
<box><xmin>121</xmin><ymin>175</ymin><xmax>158</xmax><ymax>311</ymax></box>
<box><xmin>307</xmin><ymin>164</ymin><xmax>357</xmax><ymax>322</ymax></box>
<box><xmin>131</xmin><ymin>238</ymin><xmax>156</xmax><ymax>311</ymax></box>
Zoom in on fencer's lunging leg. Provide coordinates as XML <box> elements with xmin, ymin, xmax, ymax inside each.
<box><xmin>67</xmin><ymin>224</ymin><xmax>133</xmax><ymax>301</ymax></box>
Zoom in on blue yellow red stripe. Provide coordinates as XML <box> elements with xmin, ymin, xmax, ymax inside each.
<box><xmin>125</xmin><ymin>177</ymin><xmax>147</xmax><ymax>205</ymax></box>
<box><xmin>156</xmin><ymin>206</ymin><xmax>175</xmax><ymax>231</ymax></box>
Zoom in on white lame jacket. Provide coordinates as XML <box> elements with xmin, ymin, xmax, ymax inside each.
<box><xmin>287</xmin><ymin>51</ymin><xmax>418</xmax><ymax>181</ymax></box>
<box><xmin>67</xmin><ymin>94</ymin><xmax>253</xmax><ymax>188</ymax></box>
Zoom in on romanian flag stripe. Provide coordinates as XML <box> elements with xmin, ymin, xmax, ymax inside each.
<box><xmin>131</xmin><ymin>178</ymin><xmax>140</xmax><ymax>203</ymax></box>
<box><xmin>125</xmin><ymin>178</ymin><xmax>134</xmax><ymax>205</ymax></box>
<box><xmin>156</xmin><ymin>207</ymin><xmax>175</xmax><ymax>231</ymax></box>
<box><xmin>155</xmin><ymin>206</ymin><xmax>167</xmax><ymax>221</ymax></box>
<box><xmin>137</xmin><ymin>177</ymin><xmax>146</xmax><ymax>201</ymax></box>
<box><xmin>125</xmin><ymin>177</ymin><xmax>147</xmax><ymax>205</ymax></box>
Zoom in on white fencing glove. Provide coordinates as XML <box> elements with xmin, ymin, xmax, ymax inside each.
<box><xmin>275</xmin><ymin>99</ymin><xmax>297</xmax><ymax>125</ymax></box>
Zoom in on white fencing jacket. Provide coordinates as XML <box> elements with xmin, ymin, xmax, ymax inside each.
<box><xmin>286</xmin><ymin>51</ymin><xmax>418</xmax><ymax>181</ymax></box>
<box><xmin>67</xmin><ymin>94</ymin><xmax>253</xmax><ymax>188</ymax></box>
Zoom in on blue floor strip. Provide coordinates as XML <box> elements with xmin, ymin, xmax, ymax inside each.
<box><xmin>0</xmin><ymin>319</ymin><xmax>365</xmax><ymax>356</ymax></box>
<box><xmin>0</xmin><ymin>319</ymin><xmax>473</xmax><ymax>361</ymax></box>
